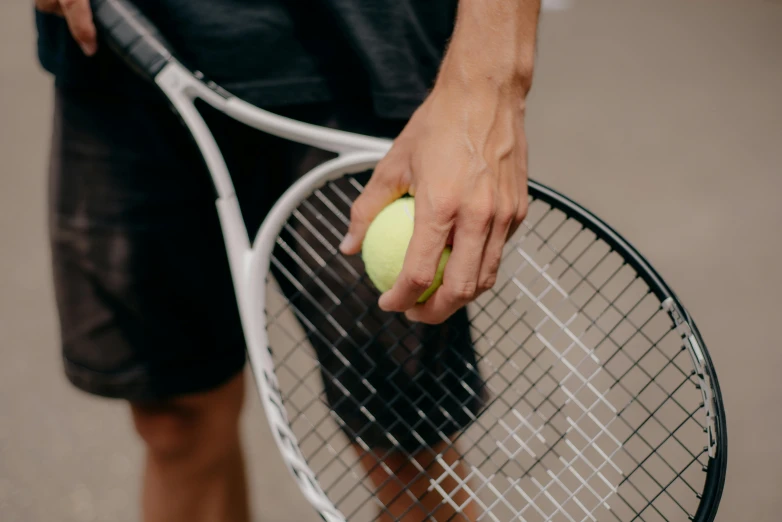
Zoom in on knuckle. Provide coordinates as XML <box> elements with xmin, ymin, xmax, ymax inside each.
<box><xmin>496</xmin><ymin>193</ymin><xmax>517</xmax><ymax>227</ymax></box>
<box><xmin>479</xmin><ymin>257</ymin><xmax>501</xmax><ymax>292</ymax></box>
<box><xmin>461</xmin><ymin>204</ymin><xmax>493</xmax><ymax>231</ymax></box>
<box><xmin>405</xmin><ymin>271</ymin><xmax>434</xmax><ymax>291</ymax></box>
<box><xmin>496</xmin><ymin>208</ymin><xmax>515</xmax><ymax>229</ymax></box>
<box><xmin>478</xmin><ymin>274</ymin><xmax>498</xmax><ymax>292</ymax></box>
<box><xmin>466</xmin><ymin>192</ymin><xmax>495</xmax><ymax>229</ymax></box>
<box><xmin>447</xmin><ymin>280</ymin><xmax>477</xmax><ymax>301</ymax></box>
<box><xmin>372</xmin><ymin>153</ymin><xmax>408</xmax><ymax>189</ymax></box>
<box><xmin>368</xmin><ymin>165</ymin><xmax>392</xmax><ymax>187</ymax></box>
<box><xmin>516</xmin><ymin>199</ymin><xmax>529</xmax><ymax>223</ymax></box>
<box><xmin>431</xmin><ymin>198</ymin><xmax>458</xmax><ymax>223</ymax></box>
<box><xmin>474</xmin><ymin>207</ymin><xmax>494</xmax><ymax>229</ymax></box>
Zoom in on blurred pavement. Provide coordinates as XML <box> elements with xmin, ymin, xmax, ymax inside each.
<box><xmin>1</xmin><ymin>0</ymin><xmax>781</xmax><ymax>521</ymax></box>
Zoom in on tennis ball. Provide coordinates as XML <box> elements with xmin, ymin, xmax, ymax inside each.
<box><xmin>361</xmin><ymin>196</ymin><xmax>450</xmax><ymax>303</ymax></box>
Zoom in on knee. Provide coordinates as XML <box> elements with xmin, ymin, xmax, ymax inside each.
<box><xmin>131</xmin><ymin>373</ymin><xmax>245</xmax><ymax>465</ymax></box>
<box><xmin>132</xmin><ymin>403</ymin><xmax>208</xmax><ymax>462</ymax></box>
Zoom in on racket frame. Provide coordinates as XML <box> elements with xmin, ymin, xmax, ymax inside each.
<box><xmin>87</xmin><ymin>0</ymin><xmax>728</xmax><ymax>520</ymax></box>
<box><xmin>155</xmin><ymin>61</ymin><xmax>390</xmax><ymax>521</ymax></box>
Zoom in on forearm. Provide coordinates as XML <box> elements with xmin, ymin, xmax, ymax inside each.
<box><xmin>437</xmin><ymin>0</ymin><xmax>541</xmax><ymax>97</ymax></box>
<box><xmin>345</xmin><ymin>3</ymin><xmax>537</xmax><ymax>322</ymax></box>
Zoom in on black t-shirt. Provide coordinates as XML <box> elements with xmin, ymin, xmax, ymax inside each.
<box><xmin>35</xmin><ymin>0</ymin><xmax>458</xmax><ymax>119</ymax></box>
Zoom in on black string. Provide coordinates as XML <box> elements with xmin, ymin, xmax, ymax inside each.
<box><xmin>264</xmin><ymin>181</ymin><xmax>711</xmax><ymax>521</ymax></box>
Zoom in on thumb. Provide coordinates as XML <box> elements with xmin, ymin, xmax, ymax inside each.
<box><xmin>340</xmin><ymin>160</ymin><xmax>408</xmax><ymax>255</ymax></box>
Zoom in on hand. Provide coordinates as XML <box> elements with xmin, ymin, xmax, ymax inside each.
<box><xmin>340</xmin><ymin>79</ymin><xmax>530</xmax><ymax>325</ymax></box>
<box><xmin>36</xmin><ymin>0</ymin><xmax>97</xmax><ymax>56</ymax></box>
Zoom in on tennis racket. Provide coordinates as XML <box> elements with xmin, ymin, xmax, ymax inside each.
<box><xmin>89</xmin><ymin>1</ymin><xmax>728</xmax><ymax>520</ymax></box>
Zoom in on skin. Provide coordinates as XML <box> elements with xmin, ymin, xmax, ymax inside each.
<box><xmin>340</xmin><ymin>0</ymin><xmax>541</xmax><ymax>326</ymax></box>
<box><xmin>36</xmin><ymin>0</ymin><xmax>97</xmax><ymax>56</ymax></box>
<box><xmin>35</xmin><ymin>0</ymin><xmax>540</xmax><ymax>520</ymax></box>
<box><xmin>130</xmin><ymin>373</ymin><xmax>250</xmax><ymax>522</ymax></box>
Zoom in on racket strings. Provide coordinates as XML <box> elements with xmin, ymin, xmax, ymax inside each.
<box><xmin>268</xmin><ymin>190</ymin><xmax>490</xmax><ymax>518</ymax></box>
<box><xmin>272</xmin><ymin>223</ymin><xmax>479</xmax><ymax>488</ymax></box>
<box><xmin>282</xmin><ymin>246</ymin><xmax>660</xmax><ymax>516</ymax></box>
<box><xmin>473</xmin><ymin>231</ymin><xmax>708</xmax><ymax>522</ymax></box>
<box><xmin>274</xmin><ymin>328</ymin><xmax>481</xmax><ymax>521</ymax></box>
<box><xmin>263</xmin><ymin>175</ymin><xmax>711</xmax><ymax>521</ymax></box>
<box><xmin>458</xmin><ymin>274</ymin><xmax>623</xmax><ymax>518</ymax></box>
<box><xmin>488</xmin><ymin>214</ymin><xmax>710</xmax><ymax>520</ymax></box>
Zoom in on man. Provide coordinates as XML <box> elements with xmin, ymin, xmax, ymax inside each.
<box><xmin>34</xmin><ymin>0</ymin><xmax>540</xmax><ymax>520</ymax></box>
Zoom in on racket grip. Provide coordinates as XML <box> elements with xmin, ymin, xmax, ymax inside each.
<box><xmin>90</xmin><ymin>0</ymin><xmax>173</xmax><ymax>80</ymax></box>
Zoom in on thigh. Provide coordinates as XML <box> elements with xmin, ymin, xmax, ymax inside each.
<box><xmin>47</xmin><ymin>89</ymin><xmax>378</xmax><ymax>402</ymax></box>
<box><xmin>48</xmin><ymin>88</ymin><xmax>252</xmax><ymax>401</ymax></box>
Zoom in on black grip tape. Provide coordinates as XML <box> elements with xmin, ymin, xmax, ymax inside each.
<box><xmin>90</xmin><ymin>0</ymin><xmax>173</xmax><ymax>80</ymax></box>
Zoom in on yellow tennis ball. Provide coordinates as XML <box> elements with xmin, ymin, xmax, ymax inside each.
<box><xmin>361</xmin><ymin>196</ymin><xmax>450</xmax><ymax>303</ymax></box>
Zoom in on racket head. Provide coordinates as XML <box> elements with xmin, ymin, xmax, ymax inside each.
<box><xmin>87</xmin><ymin>2</ymin><xmax>727</xmax><ymax>519</ymax></box>
<box><xmin>243</xmin><ymin>158</ymin><xmax>727</xmax><ymax>522</ymax></box>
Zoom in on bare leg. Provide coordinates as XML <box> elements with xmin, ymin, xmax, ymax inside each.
<box><xmin>357</xmin><ymin>437</ymin><xmax>479</xmax><ymax>521</ymax></box>
<box><xmin>131</xmin><ymin>371</ymin><xmax>250</xmax><ymax>522</ymax></box>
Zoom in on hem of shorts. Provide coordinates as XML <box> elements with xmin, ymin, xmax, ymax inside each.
<box><xmin>62</xmin><ymin>352</ymin><xmax>247</xmax><ymax>402</ymax></box>
<box><xmin>49</xmin><ymin>71</ymin><xmax>430</xmax><ymax>119</ymax></box>
<box><xmin>52</xmin><ymin>75</ymin><xmax>339</xmax><ymax>107</ymax></box>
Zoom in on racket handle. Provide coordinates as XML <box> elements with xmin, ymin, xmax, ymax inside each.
<box><xmin>90</xmin><ymin>0</ymin><xmax>173</xmax><ymax>80</ymax></box>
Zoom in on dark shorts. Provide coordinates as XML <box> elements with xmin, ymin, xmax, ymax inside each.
<box><xmin>48</xmin><ymin>86</ymin><xmax>485</xmax><ymax>450</ymax></box>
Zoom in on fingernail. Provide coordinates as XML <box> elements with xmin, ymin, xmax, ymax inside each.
<box><xmin>80</xmin><ymin>42</ymin><xmax>97</xmax><ymax>56</ymax></box>
<box><xmin>339</xmin><ymin>233</ymin><xmax>356</xmax><ymax>254</ymax></box>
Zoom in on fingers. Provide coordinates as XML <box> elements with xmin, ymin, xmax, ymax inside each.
<box><xmin>477</xmin><ymin>203</ymin><xmax>514</xmax><ymax>292</ymax></box>
<box><xmin>404</xmin><ymin>206</ymin><xmax>492</xmax><ymax>324</ymax></box>
<box><xmin>507</xmin><ymin>196</ymin><xmax>529</xmax><ymax>240</ymax></box>
<box><xmin>507</xmin><ymin>128</ymin><xmax>530</xmax><ymax>239</ymax></box>
<box><xmin>60</xmin><ymin>0</ymin><xmax>97</xmax><ymax>56</ymax></box>
<box><xmin>35</xmin><ymin>0</ymin><xmax>63</xmax><ymax>15</ymax></box>
<box><xmin>404</xmin><ymin>184</ymin><xmax>526</xmax><ymax>324</ymax></box>
<box><xmin>340</xmin><ymin>153</ymin><xmax>409</xmax><ymax>255</ymax></box>
<box><xmin>378</xmin><ymin>196</ymin><xmax>453</xmax><ymax>312</ymax></box>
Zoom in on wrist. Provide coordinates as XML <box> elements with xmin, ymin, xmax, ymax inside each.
<box><xmin>435</xmin><ymin>0</ymin><xmax>539</xmax><ymax>98</ymax></box>
<box><xmin>433</xmin><ymin>52</ymin><xmax>532</xmax><ymax>115</ymax></box>
<box><xmin>436</xmin><ymin>54</ymin><xmax>533</xmax><ymax>100</ymax></box>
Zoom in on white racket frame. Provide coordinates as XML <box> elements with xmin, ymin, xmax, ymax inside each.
<box><xmin>152</xmin><ymin>56</ymin><xmax>725</xmax><ymax>522</ymax></box>
<box><xmin>88</xmin><ymin>0</ymin><xmax>725</xmax><ymax>519</ymax></box>
<box><xmin>157</xmin><ymin>61</ymin><xmax>391</xmax><ymax>521</ymax></box>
